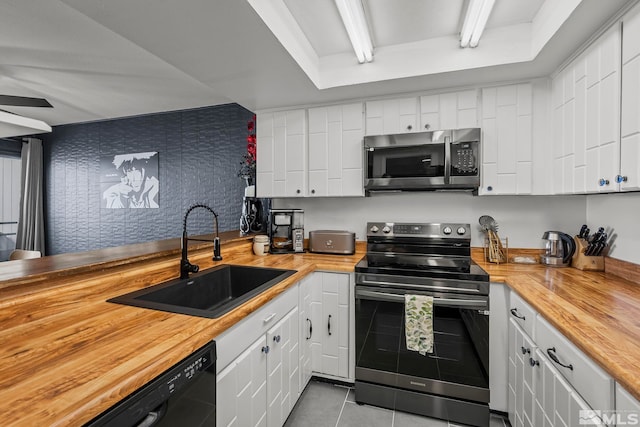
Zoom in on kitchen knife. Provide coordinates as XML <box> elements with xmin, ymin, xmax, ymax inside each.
<box><xmin>578</xmin><ymin>224</ymin><xmax>588</xmax><ymax>238</ymax></box>
<box><xmin>586</xmin><ymin>228</ymin><xmax>600</xmax><ymax>256</ymax></box>
<box><xmin>595</xmin><ymin>232</ymin><xmax>608</xmax><ymax>256</ymax></box>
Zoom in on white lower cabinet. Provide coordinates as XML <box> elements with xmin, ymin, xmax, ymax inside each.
<box><xmin>216</xmin><ymin>271</ymin><xmax>354</xmax><ymax>427</ymax></box>
<box><xmin>216</xmin><ymin>285</ymin><xmax>300</xmax><ymax>427</ymax></box>
<box><xmin>266</xmin><ymin>307</ymin><xmax>299</xmax><ymax>427</ymax></box>
<box><xmin>218</xmin><ymin>334</ymin><xmax>268</xmax><ymax>427</ymax></box>
<box><xmin>507</xmin><ymin>290</ymin><xmax>613</xmax><ymax>427</ymax></box>
<box><xmin>309</xmin><ymin>271</ymin><xmax>353</xmax><ymax>381</ymax></box>
<box><xmin>298</xmin><ymin>275</ymin><xmax>313</xmax><ymax>391</ymax></box>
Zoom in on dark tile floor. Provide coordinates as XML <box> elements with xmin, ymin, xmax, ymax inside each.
<box><xmin>284</xmin><ymin>380</ymin><xmax>509</xmax><ymax>427</ymax></box>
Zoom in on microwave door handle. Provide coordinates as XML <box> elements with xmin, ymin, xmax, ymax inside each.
<box><xmin>355</xmin><ymin>289</ymin><xmax>488</xmax><ymax>309</ymax></box>
<box><xmin>444</xmin><ymin>136</ymin><xmax>451</xmax><ymax>184</ymax></box>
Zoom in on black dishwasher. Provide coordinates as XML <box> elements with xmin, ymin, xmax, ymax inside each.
<box><xmin>85</xmin><ymin>341</ymin><xmax>216</xmax><ymax>427</ymax></box>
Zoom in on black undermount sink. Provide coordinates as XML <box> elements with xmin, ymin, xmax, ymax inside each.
<box><xmin>108</xmin><ymin>264</ymin><xmax>297</xmax><ymax>318</ymax></box>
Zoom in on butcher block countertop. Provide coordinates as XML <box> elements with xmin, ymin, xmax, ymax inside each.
<box><xmin>1</xmin><ymin>238</ymin><xmax>639</xmax><ymax>425</ymax></box>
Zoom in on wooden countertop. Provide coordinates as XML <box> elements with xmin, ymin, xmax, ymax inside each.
<box><xmin>1</xmin><ymin>239</ymin><xmax>639</xmax><ymax>426</ymax></box>
<box><xmin>474</xmin><ymin>254</ymin><xmax>640</xmax><ymax>403</ymax></box>
<box><xmin>0</xmin><ymin>236</ymin><xmax>365</xmax><ymax>426</ymax></box>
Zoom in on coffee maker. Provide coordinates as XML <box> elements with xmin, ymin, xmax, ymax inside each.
<box><xmin>541</xmin><ymin>231</ymin><xmax>576</xmax><ymax>267</ymax></box>
<box><xmin>268</xmin><ymin>209</ymin><xmax>304</xmax><ymax>253</ymax></box>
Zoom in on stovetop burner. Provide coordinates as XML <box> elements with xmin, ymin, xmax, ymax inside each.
<box><xmin>356</xmin><ymin>221</ymin><xmax>489</xmax><ymax>284</ymax></box>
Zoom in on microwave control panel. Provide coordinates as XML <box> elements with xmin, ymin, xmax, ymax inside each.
<box><xmin>450</xmin><ymin>141</ymin><xmax>478</xmax><ymax>176</ymax></box>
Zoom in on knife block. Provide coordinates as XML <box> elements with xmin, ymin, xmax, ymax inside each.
<box><xmin>571</xmin><ymin>236</ymin><xmax>605</xmax><ymax>271</ymax></box>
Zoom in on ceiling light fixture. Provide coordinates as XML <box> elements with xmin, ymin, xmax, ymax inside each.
<box><xmin>460</xmin><ymin>0</ymin><xmax>495</xmax><ymax>48</ymax></box>
<box><xmin>335</xmin><ymin>0</ymin><xmax>373</xmax><ymax>63</ymax></box>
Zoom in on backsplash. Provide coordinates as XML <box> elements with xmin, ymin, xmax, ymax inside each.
<box><xmin>274</xmin><ymin>192</ymin><xmax>587</xmax><ymax>249</ymax></box>
<box><xmin>587</xmin><ymin>192</ymin><xmax>640</xmax><ymax>265</ymax></box>
<box><xmin>43</xmin><ymin>104</ymin><xmax>253</xmax><ymax>255</ymax></box>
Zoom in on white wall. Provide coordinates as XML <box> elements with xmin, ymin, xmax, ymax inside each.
<box><xmin>587</xmin><ymin>192</ymin><xmax>640</xmax><ymax>264</ymax></box>
<box><xmin>0</xmin><ymin>156</ymin><xmax>21</xmax><ymax>260</ymax></box>
<box><xmin>274</xmin><ymin>193</ymin><xmax>586</xmax><ymax>249</ymax></box>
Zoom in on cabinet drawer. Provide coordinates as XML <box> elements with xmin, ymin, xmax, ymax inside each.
<box><xmin>536</xmin><ymin>315</ymin><xmax>614</xmax><ymax>412</ymax></box>
<box><xmin>216</xmin><ymin>283</ymin><xmax>299</xmax><ymax>372</ymax></box>
<box><xmin>509</xmin><ymin>291</ymin><xmax>536</xmax><ymax>339</ymax></box>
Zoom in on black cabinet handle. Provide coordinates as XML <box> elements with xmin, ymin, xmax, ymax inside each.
<box><xmin>262</xmin><ymin>345</ymin><xmax>270</xmax><ymax>354</ymax></box>
<box><xmin>547</xmin><ymin>347</ymin><xmax>573</xmax><ymax>370</ymax></box>
<box><xmin>521</xmin><ymin>346</ymin><xmax>530</xmax><ymax>355</ymax></box>
<box><xmin>510</xmin><ymin>308</ymin><xmax>525</xmax><ymax>320</ymax></box>
<box><xmin>529</xmin><ymin>358</ymin><xmax>540</xmax><ymax>367</ymax></box>
<box><xmin>273</xmin><ymin>335</ymin><xmax>281</xmax><ymax>343</ymax></box>
<box><xmin>306</xmin><ymin>318</ymin><xmax>312</xmax><ymax>340</ymax></box>
<box><xmin>328</xmin><ymin>314</ymin><xmax>332</xmax><ymax>336</ymax></box>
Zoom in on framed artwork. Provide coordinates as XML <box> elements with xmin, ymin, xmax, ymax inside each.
<box><xmin>100</xmin><ymin>151</ymin><xmax>159</xmax><ymax>208</ymax></box>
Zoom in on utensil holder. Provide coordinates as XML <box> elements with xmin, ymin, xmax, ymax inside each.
<box><xmin>571</xmin><ymin>236</ymin><xmax>605</xmax><ymax>271</ymax></box>
<box><xmin>484</xmin><ymin>234</ymin><xmax>508</xmax><ymax>264</ymax></box>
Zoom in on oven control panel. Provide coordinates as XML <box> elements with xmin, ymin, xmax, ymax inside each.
<box><xmin>367</xmin><ymin>222</ymin><xmax>470</xmax><ymax>239</ymax></box>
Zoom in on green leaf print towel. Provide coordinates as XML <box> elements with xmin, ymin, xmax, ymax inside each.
<box><xmin>405</xmin><ymin>294</ymin><xmax>434</xmax><ymax>355</ymax></box>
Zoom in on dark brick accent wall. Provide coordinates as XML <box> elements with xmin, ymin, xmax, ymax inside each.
<box><xmin>43</xmin><ymin>104</ymin><xmax>253</xmax><ymax>255</ymax></box>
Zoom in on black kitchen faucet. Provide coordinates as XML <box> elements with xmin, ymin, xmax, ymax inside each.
<box><xmin>180</xmin><ymin>203</ymin><xmax>223</xmax><ymax>279</ymax></box>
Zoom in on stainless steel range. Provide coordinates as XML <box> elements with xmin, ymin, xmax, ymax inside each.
<box><xmin>354</xmin><ymin>222</ymin><xmax>490</xmax><ymax>427</ymax></box>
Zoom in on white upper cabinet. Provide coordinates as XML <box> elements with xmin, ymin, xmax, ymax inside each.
<box><xmin>480</xmin><ymin>84</ymin><xmax>533</xmax><ymax>195</ymax></box>
<box><xmin>257</xmin><ymin>109</ymin><xmax>307</xmax><ymax>198</ymax></box>
<box><xmin>365</xmin><ymin>97</ymin><xmax>418</xmax><ymax>135</ymax></box>
<box><xmin>307</xmin><ymin>103</ymin><xmax>364</xmax><ymax>197</ymax></box>
<box><xmin>552</xmin><ymin>24</ymin><xmax>621</xmax><ymax>194</ymax></box>
<box><xmin>620</xmin><ymin>2</ymin><xmax>640</xmax><ymax>191</ymax></box>
<box><xmin>365</xmin><ymin>90</ymin><xmax>478</xmax><ymax>136</ymax></box>
<box><xmin>419</xmin><ymin>90</ymin><xmax>479</xmax><ymax>131</ymax></box>
<box><xmin>258</xmin><ymin>104</ymin><xmax>364</xmax><ymax>198</ymax></box>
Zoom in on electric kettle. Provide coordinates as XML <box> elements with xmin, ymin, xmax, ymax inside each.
<box><xmin>541</xmin><ymin>231</ymin><xmax>576</xmax><ymax>267</ymax></box>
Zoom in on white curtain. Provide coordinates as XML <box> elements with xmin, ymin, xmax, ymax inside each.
<box><xmin>16</xmin><ymin>137</ymin><xmax>45</xmax><ymax>254</ymax></box>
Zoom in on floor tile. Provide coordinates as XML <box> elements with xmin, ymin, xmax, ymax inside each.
<box><xmin>393</xmin><ymin>410</ymin><xmax>449</xmax><ymax>426</ymax></box>
<box><xmin>346</xmin><ymin>388</ymin><xmax>355</xmax><ymax>403</ymax></box>
<box><xmin>284</xmin><ymin>380</ymin><xmax>348</xmax><ymax>427</ymax></box>
<box><xmin>337</xmin><ymin>401</ymin><xmax>394</xmax><ymax>427</ymax></box>
<box><xmin>489</xmin><ymin>413</ymin><xmax>507</xmax><ymax>427</ymax></box>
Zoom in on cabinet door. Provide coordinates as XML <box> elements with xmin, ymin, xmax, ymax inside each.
<box><xmin>532</xmin><ymin>349</ymin><xmax>555</xmax><ymax>427</ymax></box>
<box><xmin>309</xmin><ymin>272</ymin><xmax>351</xmax><ymax>380</ymax></box>
<box><xmin>298</xmin><ymin>277</ymin><xmax>313</xmax><ymax>391</ymax></box>
<box><xmin>508</xmin><ymin>318</ymin><xmax>537</xmax><ymax>427</ymax></box>
<box><xmin>307</xmin><ymin>103</ymin><xmax>364</xmax><ymax>197</ymax></box>
<box><xmin>584</xmin><ymin>25</ymin><xmax>621</xmax><ymax>193</ymax></box>
<box><xmin>217</xmin><ymin>335</ymin><xmax>268</xmax><ymax>427</ymax></box>
<box><xmin>480</xmin><ymin>84</ymin><xmax>533</xmax><ymax>195</ymax></box>
<box><xmin>365</xmin><ymin>97</ymin><xmax>418</xmax><ymax>135</ymax></box>
<box><xmin>266</xmin><ymin>307</ymin><xmax>299</xmax><ymax>427</ymax></box>
<box><xmin>621</xmin><ymin>2</ymin><xmax>640</xmax><ymax>190</ymax></box>
<box><xmin>256</xmin><ymin>110</ymin><xmax>307</xmax><ymax>198</ymax></box>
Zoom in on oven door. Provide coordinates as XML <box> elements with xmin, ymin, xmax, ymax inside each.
<box><xmin>355</xmin><ymin>285</ymin><xmax>489</xmax><ymax>403</ymax></box>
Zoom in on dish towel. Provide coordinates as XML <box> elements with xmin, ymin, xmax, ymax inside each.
<box><xmin>405</xmin><ymin>294</ymin><xmax>434</xmax><ymax>355</ymax></box>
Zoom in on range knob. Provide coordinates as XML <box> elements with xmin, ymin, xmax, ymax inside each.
<box><xmin>443</xmin><ymin>226</ymin><xmax>452</xmax><ymax>235</ymax></box>
<box><xmin>457</xmin><ymin>226</ymin><xmax>467</xmax><ymax>235</ymax></box>
<box><xmin>382</xmin><ymin>225</ymin><xmax>391</xmax><ymax>234</ymax></box>
<box><xmin>370</xmin><ymin>225</ymin><xmax>379</xmax><ymax>233</ymax></box>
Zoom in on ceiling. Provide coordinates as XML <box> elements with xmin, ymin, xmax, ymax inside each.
<box><xmin>0</xmin><ymin>0</ymin><xmax>635</xmax><ymax>132</ymax></box>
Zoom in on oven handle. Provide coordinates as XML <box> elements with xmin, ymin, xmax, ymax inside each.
<box><xmin>356</xmin><ymin>278</ymin><xmax>481</xmax><ymax>294</ymax></box>
<box><xmin>355</xmin><ymin>289</ymin><xmax>488</xmax><ymax>309</ymax></box>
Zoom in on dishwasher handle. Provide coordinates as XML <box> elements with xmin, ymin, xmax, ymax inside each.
<box><xmin>355</xmin><ymin>288</ymin><xmax>488</xmax><ymax>310</ymax></box>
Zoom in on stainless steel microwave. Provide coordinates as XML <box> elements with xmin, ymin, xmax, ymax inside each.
<box><xmin>363</xmin><ymin>128</ymin><xmax>480</xmax><ymax>193</ymax></box>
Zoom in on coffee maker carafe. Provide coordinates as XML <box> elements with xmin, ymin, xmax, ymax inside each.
<box><xmin>268</xmin><ymin>209</ymin><xmax>304</xmax><ymax>253</ymax></box>
<box><xmin>541</xmin><ymin>231</ymin><xmax>576</xmax><ymax>267</ymax></box>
